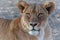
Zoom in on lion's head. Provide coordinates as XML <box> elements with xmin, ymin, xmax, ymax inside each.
<box><xmin>18</xmin><ymin>1</ymin><xmax>55</xmax><ymax>36</ymax></box>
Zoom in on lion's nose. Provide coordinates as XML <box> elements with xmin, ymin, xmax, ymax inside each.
<box><xmin>30</xmin><ymin>23</ymin><xmax>37</xmax><ymax>27</ymax></box>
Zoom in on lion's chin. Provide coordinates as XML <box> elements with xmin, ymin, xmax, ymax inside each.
<box><xmin>28</xmin><ymin>31</ymin><xmax>40</xmax><ymax>36</ymax></box>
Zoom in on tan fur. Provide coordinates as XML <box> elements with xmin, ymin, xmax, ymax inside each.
<box><xmin>0</xmin><ymin>1</ymin><xmax>55</xmax><ymax>40</ymax></box>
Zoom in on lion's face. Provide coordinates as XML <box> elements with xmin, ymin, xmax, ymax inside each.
<box><xmin>21</xmin><ymin>5</ymin><xmax>48</xmax><ymax>35</ymax></box>
<box><xmin>18</xmin><ymin>1</ymin><xmax>55</xmax><ymax>36</ymax></box>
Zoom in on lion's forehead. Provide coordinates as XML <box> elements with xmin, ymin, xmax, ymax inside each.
<box><xmin>23</xmin><ymin>4</ymin><xmax>48</xmax><ymax>23</ymax></box>
<box><xmin>25</xmin><ymin>4</ymin><xmax>47</xmax><ymax>14</ymax></box>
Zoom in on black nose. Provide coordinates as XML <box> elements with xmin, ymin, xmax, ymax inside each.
<box><xmin>30</xmin><ymin>23</ymin><xmax>37</xmax><ymax>27</ymax></box>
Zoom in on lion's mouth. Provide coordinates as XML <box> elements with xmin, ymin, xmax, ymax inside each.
<box><xmin>29</xmin><ymin>29</ymin><xmax>40</xmax><ymax>35</ymax></box>
<box><xmin>31</xmin><ymin>29</ymin><xmax>40</xmax><ymax>31</ymax></box>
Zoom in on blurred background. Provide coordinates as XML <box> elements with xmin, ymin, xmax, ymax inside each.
<box><xmin>0</xmin><ymin>0</ymin><xmax>60</xmax><ymax>40</ymax></box>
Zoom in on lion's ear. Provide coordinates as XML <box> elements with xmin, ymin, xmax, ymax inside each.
<box><xmin>18</xmin><ymin>1</ymin><xmax>29</xmax><ymax>13</ymax></box>
<box><xmin>43</xmin><ymin>2</ymin><xmax>55</xmax><ymax>15</ymax></box>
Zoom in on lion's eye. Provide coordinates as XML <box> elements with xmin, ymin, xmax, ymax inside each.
<box><xmin>25</xmin><ymin>13</ymin><xmax>30</xmax><ymax>18</ymax></box>
<box><xmin>38</xmin><ymin>13</ymin><xmax>43</xmax><ymax>18</ymax></box>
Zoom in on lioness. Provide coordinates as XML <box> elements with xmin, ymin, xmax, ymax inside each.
<box><xmin>0</xmin><ymin>1</ymin><xmax>55</xmax><ymax>40</ymax></box>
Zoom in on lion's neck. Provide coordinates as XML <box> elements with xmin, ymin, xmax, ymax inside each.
<box><xmin>37</xmin><ymin>21</ymin><xmax>49</xmax><ymax>40</ymax></box>
<box><xmin>37</xmin><ymin>28</ymin><xmax>45</xmax><ymax>40</ymax></box>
